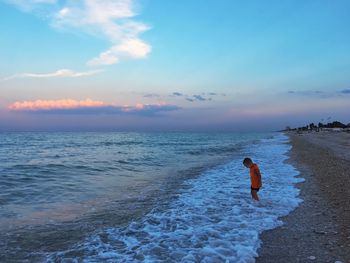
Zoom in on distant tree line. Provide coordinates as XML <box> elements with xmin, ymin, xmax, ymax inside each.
<box><xmin>284</xmin><ymin>121</ymin><xmax>350</xmax><ymax>131</ymax></box>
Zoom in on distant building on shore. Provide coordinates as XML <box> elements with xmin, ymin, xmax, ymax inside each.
<box><xmin>284</xmin><ymin>121</ymin><xmax>350</xmax><ymax>132</ymax></box>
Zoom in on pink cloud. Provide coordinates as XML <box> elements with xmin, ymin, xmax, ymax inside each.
<box><xmin>7</xmin><ymin>99</ymin><xmax>180</xmax><ymax>115</ymax></box>
<box><xmin>8</xmin><ymin>99</ymin><xmax>106</xmax><ymax>111</ymax></box>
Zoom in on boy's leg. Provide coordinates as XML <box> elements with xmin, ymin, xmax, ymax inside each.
<box><xmin>251</xmin><ymin>190</ymin><xmax>260</xmax><ymax>201</ymax></box>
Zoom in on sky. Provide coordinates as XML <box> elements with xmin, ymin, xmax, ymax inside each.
<box><xmin>0</xmin><ymin>0</ymin><xmax>349</xmax><ymax>131</ymax></box>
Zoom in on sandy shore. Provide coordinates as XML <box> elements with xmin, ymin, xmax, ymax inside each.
<box><xmin>257</xmin><ymin>131</ymin><xmax>350</xmax><ymax>263</ymax></box>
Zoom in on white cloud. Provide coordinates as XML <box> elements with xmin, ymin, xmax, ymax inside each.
<box><xmin>88</xmin><ymin>38</ymin><xmax>151</xmax><ymax>66</ymax></box>
<box><xmin>2</xmin><ymin>69</ymin><xmax>103</xmax><ymax>81</ymax></box>
<box><xmin>4</xmin><ymin>0</ymin><xmax>151</xmax><ymax>66</ymax></box>
<box><xmin>53</xmin><ymin>0</ymin><xmax>151</xmax><ymax>66</ymax></box>
<box><xmin>57</xmin><ymin>7</ymin><xmax>70</xmax><ymax>18</ymax></box>
<box><xmin>87</xmin><ymin>47</ymin><xmax>120</xmax><ymax>66</ymax></box>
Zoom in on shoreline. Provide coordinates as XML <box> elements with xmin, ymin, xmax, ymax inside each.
<box><xmin>256</xmin><ymin>132</ymin><xmax>350</xmax><ymax>262</ymax></box>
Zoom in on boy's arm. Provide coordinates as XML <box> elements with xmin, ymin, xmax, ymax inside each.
<box><xmin>255</xmin><ymin>168</ymin><xmax>261</xmax><ymax>178</ymax></box>
<box><xmin>255</xmin><ymin>168</ymin><xmax>262</xmax><ymax>185</ymax></box>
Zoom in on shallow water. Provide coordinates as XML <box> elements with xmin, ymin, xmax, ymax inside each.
<box><xmin>0</xmin><ymin>132</ymin><xmax>303</xmax><ymax>262</ymax></box>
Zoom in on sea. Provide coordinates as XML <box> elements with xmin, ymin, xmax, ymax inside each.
<box><xmin>0</xmin><ymin>132</ymin><xmax>303</xmax><ymax>262</ymax></box>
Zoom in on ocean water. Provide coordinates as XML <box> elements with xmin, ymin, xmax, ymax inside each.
<box><xmin>0</xmin><ymin>132</ymin><xmax>303</xmax><ymax>262</ymax></box>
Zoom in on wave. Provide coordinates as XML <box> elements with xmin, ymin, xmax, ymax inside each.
<box><xmin>45</xmin><ymin>133</ymin><xmax>304</xmax><ymax>262</ymax></box>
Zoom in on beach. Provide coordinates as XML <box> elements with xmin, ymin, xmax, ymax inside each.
<box><xmin>257</xmin><ymin>131</ymin><xmax>350</xmax><ymax>263</ymax></box>
<box><xmin>1</xmin><ymin>131</ymin><xmax>349</xmax><ymax>261</ymax></box>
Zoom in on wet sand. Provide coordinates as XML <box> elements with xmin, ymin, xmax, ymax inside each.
<box><xmin>257</xmin><ymin>131</ymin><xmax>350</xmax><ymax>263</ymax></box>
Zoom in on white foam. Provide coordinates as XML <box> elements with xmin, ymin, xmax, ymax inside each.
<box><xmin>46</xmin><ymin>133</ymin><xmax>304</xmax><ymax>262</ymax></box>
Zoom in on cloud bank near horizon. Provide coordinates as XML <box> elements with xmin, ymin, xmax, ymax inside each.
<box><xmin>8</xmin><ymin>99</ymin><xmax>180</xmax><ymax>116</ymax></box>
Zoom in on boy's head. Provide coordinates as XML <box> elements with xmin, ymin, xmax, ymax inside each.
<box><xmin>243</xmin><ymin>157</ymin><xmax>253</xmax><ymax>168</ymax></box>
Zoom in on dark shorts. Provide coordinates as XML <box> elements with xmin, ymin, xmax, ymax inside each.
<box><xmin>251</xmin><ymin>186</ymin><xmax>260</xmax><ymax>192</ymax></box>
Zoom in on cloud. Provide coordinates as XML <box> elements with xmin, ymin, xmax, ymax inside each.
<box><xmin>8</xmin><ymin>99</ymin><xmax>180</xmax><ymax>116</ymax></box>
<box><xmin>290</xmin><ymin>90</ymin><xmax>319</xmax><ymax>95</ymax></box>
<box><xmin>288</xmin><ymin>88</ymin><xmax>350</xmax><ymax>98</ymax></box>
<box><xmin>122</xmin><ymin>103</ymin><xmax>180</xmax><ymax>116</ymax></box>
<box><xmin>143</xmin><ymin>93</ymin><xmax>160</xmax><ymax>98</ymax></box>
<box><xmin>8</xmin><ymin>99</ymin><xmax>106</xmax><ymax>111</ymax></box>
<box><xmin>170</xmin><ymin>92</ymin><xmax>227</xmax><ymax>103</ymax></box>
<box><xmin>53</xmin><ymin>0</ymin><xmax>151</xmax><ymax>66</ymax></box>
<box><xmin>2</xmin><ymin>69</ymin><xmax>103</xmax><ymax>81</ymax></box>
<box><xmin>185</xmin><ymin>94</ymin><xmax>208</xmax><ymax>102</ymax></box>
<box><xmin>5</xmin><ymin>0</ymin><xmax>151</xmax><ymax>66</ymax></box>
<box><xmin>193</xmin><ymin>95</ymin><xmax>206</xmax><ymax>101</ymax></box>
<box><xmin>287</xmin><ymin>90</ymin><xmax>323</xmax><ymax>95</ymax></box>
<box><xmin>286</xmin><ymin>90</ymin><xmax>330</xmax><ymax>97</ymax></box>
<box><xmin>87</xmin><ymin>38</ymin><xmax>150</xmax><ymax>66</ymax></box>
<box><xmin>340</xmin><ymin>89</ymin><xmax>350</xmax><ymax>94</ymax></box>
<box><xmin>145</xmin><ymin>92</ymin><xmax>224</xmax><ymax>103</ymax></box>
<box><xmin>4</xmin><ymin>0</ymin><xmax>57</xmax><ymax>11</ymax></box>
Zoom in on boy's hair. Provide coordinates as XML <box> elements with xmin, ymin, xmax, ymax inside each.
<box><xmin>243</xmin><ymin>157</ymin><xmax>252</xmax><ymax>164</ymax></box>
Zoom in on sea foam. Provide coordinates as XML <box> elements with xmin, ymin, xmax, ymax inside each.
<box><xmin>47</xmin><ymin>133</ymin><xmax>304</xmax><ymax>262</ymax></box>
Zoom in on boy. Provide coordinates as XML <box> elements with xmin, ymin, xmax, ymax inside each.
<box><xmin>243</xmin><ymin>157</ymin><xmax>262</xmax><ymax>201</ymax></box>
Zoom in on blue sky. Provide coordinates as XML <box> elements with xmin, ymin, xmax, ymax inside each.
<box><xmin>0</xmin><ymin>0</ymin><xmax>349</xmax><ymax>131</ymax></box>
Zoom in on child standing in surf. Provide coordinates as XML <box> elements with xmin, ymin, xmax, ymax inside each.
<box><xmin>243</xmin><ymin>158</ymin><xmax>262</xmax><ymax>201</ymax></box>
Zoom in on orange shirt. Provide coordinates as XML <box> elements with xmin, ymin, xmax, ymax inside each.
<box><xmin>250</xmin><ymin>163</ymin><xmax>262</xmax><ymax>188</ymax></box>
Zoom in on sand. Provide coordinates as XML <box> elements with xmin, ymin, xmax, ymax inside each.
<box><xmin>257</xmin><ymin>131</ymin><xmax>350</xmax><ymax>263</ymax></box>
